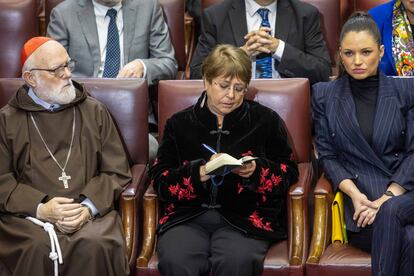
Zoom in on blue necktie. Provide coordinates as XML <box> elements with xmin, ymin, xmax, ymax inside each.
<box><xmin>103</xmin><ymin>9</ymin><xmax>120</xmax><ymax>78</ymax></box>
<box><xmin>255</xmin><ymin>8</ymin><xmax>272</xmax><ymax>79</ymax></box>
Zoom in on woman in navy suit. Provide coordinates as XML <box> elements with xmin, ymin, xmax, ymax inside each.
<box><xmin>313</xmin><ymin>12</ymin><xmax>414</xmax><ymax>275</ymax></box>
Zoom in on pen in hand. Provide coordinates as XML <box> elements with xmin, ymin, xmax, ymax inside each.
<box><xmin>202</xmin><ymin>143</ymin><xmax>217</xmax><ymax>154</ymax></box>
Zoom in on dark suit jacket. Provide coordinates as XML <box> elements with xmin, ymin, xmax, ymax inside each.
<box><xmin>313</xmin><ymin>73</ymin><xmax>414</xmax><ymax>231</ymax></box>
<box><xmin>190</xmin><ymin>0</ymin><xmax>331</xmax><ymax>84</ymax></box>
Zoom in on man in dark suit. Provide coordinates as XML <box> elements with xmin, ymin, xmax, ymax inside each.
<box><xmin>190</xmin><ymin>0</ymin><xmax>331</xmax><ymax>84</ymax></box>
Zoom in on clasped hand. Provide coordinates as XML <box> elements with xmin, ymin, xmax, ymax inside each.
<box><xmin>352</xmin><ymin>193</ymin><xmax>379</xmax><ymax>228</ymax></box>
<box><xmin>36</xmin><ymin>197</ymin><xmax>91</xmax><ymax>234</ymax></box>
<box><xmin>241</xmin><ymin>27</ymin><xmax>279</xmax><ymax>57</ymax></box>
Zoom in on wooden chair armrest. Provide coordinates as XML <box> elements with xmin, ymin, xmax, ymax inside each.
<box><xmin>184</xmin><ymin>11</ymin><xmax>195</xmax><ymax>79</ymax></box>
<box><xmin>307</xmin><ymin>175</ymin><xmax>334</xmax><ymax>264</ymax></box>
<box><xmin>289</xmin><ymin>162</ymin><xmax>313</xmax><ymax>265</ymax></box>
<box><xmin>136</xmin><ymin>183</ymin><xmax>158</xmax><ymax>267</ymax></box>
<box><xmin>119</xmin><ymin>164</ymin><xmax>149</xmax><ymax>269</ymax></box>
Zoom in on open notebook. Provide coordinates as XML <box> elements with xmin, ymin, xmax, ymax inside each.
<box><xmin>205</xmin><ymin>154</ymin><xmax>258</xmax><ymax>176</ymax></box>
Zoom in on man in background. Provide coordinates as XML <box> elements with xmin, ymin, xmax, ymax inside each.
<box><xmin>190</xmin><ymin>0</ymin><xmax>331</xmax><ymax>84</ymax></box>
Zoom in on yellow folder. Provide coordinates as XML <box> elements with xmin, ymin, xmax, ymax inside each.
<box><xmin>331</xmin><ymin>191</ymin><xmax>348</xmax><ymax>243</ymax></box>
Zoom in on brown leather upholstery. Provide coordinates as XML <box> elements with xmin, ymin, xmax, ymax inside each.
<box><xmin>44</xmin><ymin>0</ymin><xmax>63</xmax><ymax>28</ymax></box>
<box><xmin>0</xmin><ymin>78</ymin><xmax>150</xmax><ymax>274</ymax></box>
<box><xmin>306</xmin><ymin>175</ymin><xmax>371</xmax><ymax>276</ymax></box>
<box><xmin>0</xmin><ymin>0</ymin><xmax>39</xmax><ymax>78</ymax></box>
<box><xmin>354</xmin><ymin>0</ymin><xmax>389</xmax><ymax>11</ymax></box>
<box><xmin>136</xmin><ymin>78</ymin><xmax>314</xmax><ymax>276</ymax></box>
<box><xmin>159</xmin><ymin>0</ymin><xmax>187</xmax><ymax>78</ymax></box>
<box><xmin>302</xmin><ymin>0</ymin><xmax>340</xmax><ymax>73</ymax></box>
<box><xmin>340</xmin><ymin>0</ymin><xmax>353</xmax><ymax>26</ymax></box>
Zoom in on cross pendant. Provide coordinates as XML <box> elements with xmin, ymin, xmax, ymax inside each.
<box><xmin>58</xmin><ymin>171</ymin><xmax>71</xmax><ymax>189</ymax></box>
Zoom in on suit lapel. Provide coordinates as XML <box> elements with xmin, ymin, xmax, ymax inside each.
<box><xmin>229</xmin><ymin>0</ymin><xmax>248</xmax><ymax>47</ymax></box>
<box><xmin>334</xmin><ymin>76</ymin><xmax>391</xmax><ymax>174</ymax></box>
<box><xmin>372</xmin><ymin>73</ymin><xmax>396</xmax><ymax>156</ymax></box>
<box><xmin>77</xmin><ymin>0</ymin><xmax>101</xmax><ymax>76</ymax></box>
<box><xmin>122</xmin><ymin>0</ymin><xmax>136</xmax><ymax>63</ymax></box>
<box><xmin>274</xmin><ymin>0</ymin><xmax>292</xmax><ymax>42</ymax></box>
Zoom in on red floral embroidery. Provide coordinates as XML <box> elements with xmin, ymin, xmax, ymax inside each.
<box><xmin>257</xmin><ymin>167</ymin><xmax>283</xmax><ymax>194</ymax></box>
<box><xmin>271</xmin><ymin>174</ymin><xmax>282</xmax><ymax>186</ymax></box>
<box><xmin>237</xmin><ymin>183</ymin><xmax>244</xmax><ymax>194</ymax></box>
<box><xmin>241</xmin><ymin>150</ymin><xmax>253</xmax><ymax>157</ymax></box>
<box><xmin>168</xmin><ymin>176</ymin><xmax>197</xmax><ymax>201</ymax></box>
<box><xmin>159</xmin><ymin>204</ymin><xmax>175</xmax><ymax>225</ymax></box>
<box><xmin>280</xmin><ymin>164</ymin><xmax>287</xmax><ymax>173</ymax></box>
<box><xmin>159</xmin><ymin>215</ymin><xmax>169</xmax><ymax>225</ymax></box>
<box><xmin>166</xmin><ymin>203</ymin><xmax>175</xmax><ymax>213</ymax></box>
<box><xmin>249</xmin><ymin>211</ymin><xmax>273</xmax><ymax>232</ymax></box>
<box><xmin>182</xmin><ymin>160</ymin><xmax>189</xmax><ymax>166</ymax></box>
<box><xmin>168</xmin><ymin>183</ymin><xmax>180</xmax><ymax>196</ymax></box>
<box><xmin>162</xmin><ymin>170</ymin><xmax>169</xmax><ymax>177</ymax></box>
<box><xmin>262</xmin><ymin>195</ymin><xmax>267</xmax><ymax>203</ymax></box>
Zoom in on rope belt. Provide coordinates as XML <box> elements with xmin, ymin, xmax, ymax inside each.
<box><xmin>25</xmin><ymin>217</ymin><xmax>63</xmax><ymax>276</ymax></box>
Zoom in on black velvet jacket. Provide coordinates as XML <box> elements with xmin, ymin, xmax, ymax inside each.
<box><xmin>150</xmin><ymin>93</ymin><xmax>299</xmax><ymax>241</ymax></box>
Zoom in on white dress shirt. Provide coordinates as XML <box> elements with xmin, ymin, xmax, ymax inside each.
<box><xmin>245</xmin><ymin>0</ymin><xmax>285</xmax><ymax>78</ymax></box>
<box><xmin>92</xmin><ymin>0</ymin><xmax>146</xmax><ymax>78</ymax></box>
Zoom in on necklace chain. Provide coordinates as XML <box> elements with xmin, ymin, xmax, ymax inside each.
<box><xmin>30</xmin><ymin>108</ymin><xmax>76</xmax><ymax>174</ymax></box>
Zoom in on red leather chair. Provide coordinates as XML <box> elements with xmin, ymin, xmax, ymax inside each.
<box><xmin>136</xmin><ymin>78</ymin><xmax>313</xmax><ymax>276</ymax></box>
<box><xmin>301</xmin><ymin>0</ymin><xmax>340</xmax><ymax>75</ymax></box>
<box><xmin>0</xmin><ymin>78</ymin><xmax>150</xmax><ymax>275</ymax></box>
<box><xmin>306</xmin><ymin>175</ymin><xmax>371</xmax><ymax>276</ymax></box>
<box><xmin>340</xmin><ymin>0</ymin><xmax>353</xmax><ymax>26</ymax></box>
<box><xmin>354</xmin><ymin>0</ymin><xmax>389</xmax><ymax>11</ymax></box>
<box><xmin>44</xmin><ymin>0</ymin><xmax>63</xmax><ymax>28</ymax></box>
<box><xmin>0</xmin><ymin>0</ymin><xmax>39</xmax><ymax>78</ymax></box>
<box><xmin>159</xmin><ymin>0</ymin><xmax>190</xmax><ymax>79</ymax></box>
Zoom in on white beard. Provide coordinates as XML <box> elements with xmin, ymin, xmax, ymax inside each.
<box><xmin>36</xmin><ymin>80</ymin><xmax>77</xmax><ymax>105</ymax></box>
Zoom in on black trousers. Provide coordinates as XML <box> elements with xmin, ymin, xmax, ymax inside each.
<box><xmin>157</xmin><ymin>209</ymin><xmax>270</xmax><ymax>276</ymax></box>
<box><xmin>372</xmin><ymin>192</ymin><xmax>414</xmax><ymax>276</ymax></box>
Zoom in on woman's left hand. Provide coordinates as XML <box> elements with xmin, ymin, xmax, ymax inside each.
<box><xmin>232</xmin><ymin>161</ymin><xmax>256</xmax><ymax>178</ymax></box>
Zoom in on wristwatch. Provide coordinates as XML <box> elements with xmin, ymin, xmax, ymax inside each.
<box><xmin>384</xmin><ymin>190</ymin><xmax>395</xmax><ymax>197</ymax></box>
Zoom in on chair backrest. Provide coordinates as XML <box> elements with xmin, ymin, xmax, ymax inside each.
<box><xmin>340</xmin><ymin>0</ymin><xmax>353</xmax><ymax>26</ymax></box>
<box><xmin>354</xmin><ymin>0</ymin><xmax>389</xmax><ymax>11</ymax></box>
<box><xmin>0</xmin><ymin>0</ymin><xmax>39</xmax><ymax>78</ymax></box>
<box><xmin>301</xmin><ymin>0</ymin><xmax>340</xmax><ymax>68</ymax></box>
<box><xmin>159</xmin><ymin>0</ymin><xmax>187</xmax><ymax>73</ymax></box>
<box><xmin>157</xmin><ymin>78</ymin><xmax>311</xmax><ymax>163</ymax></box>
<box><xmin>44</xmin><ymin>0</ymin><xmax>64</xmax><ymax>27</ymax></box>
<box><xmin>0</xmin><ymin>78</ymin><xmax>149</xmax><ymax>165</ymax></box>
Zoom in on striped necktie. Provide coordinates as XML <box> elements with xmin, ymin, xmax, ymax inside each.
<box><xmin>255</xmin><ymin>8</ymin><xmax>272</xmax><ymax>79</ymax></box>
<box><xmin>103</xmin><ymin>8</ymin><xmax>120</xmax><ymax>78</ymax></box>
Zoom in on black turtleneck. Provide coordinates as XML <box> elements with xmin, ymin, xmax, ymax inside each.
<box><xmin>349</xmin><ymin>74</ymin><xmax>379</xmax><ymax>146</ymax></box>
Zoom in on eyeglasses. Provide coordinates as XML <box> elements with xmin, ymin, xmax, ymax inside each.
<box><xmin>29</xmin><ymin>60</ymin><xmax>75</xmax><ymax>78</ymax></box>
<box><xmin>213</xmin><ymin>81</ymin><xmax>247</xmax><ymax>94</ymax></box>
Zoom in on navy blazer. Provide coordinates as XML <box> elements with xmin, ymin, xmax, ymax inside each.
<box><xmin>313</xmin><ymin>73</ymin><xmax>414</xmax><ymax>231</ymax></box>
<box><xmin>369</xmin><ymin>0</ymin><xmax>398</xmax><ymax>76</ymax></box>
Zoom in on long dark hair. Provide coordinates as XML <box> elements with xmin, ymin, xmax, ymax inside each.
<box><xmin>337</xmin><ymin>11</ymin><xmax>382</xmax><ymax>77</ymax></box>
